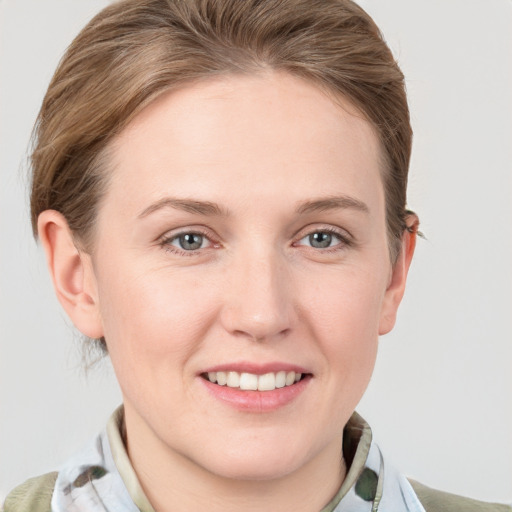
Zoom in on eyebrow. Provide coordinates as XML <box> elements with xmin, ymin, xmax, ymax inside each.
<box><xmin>138</xmin><ymin>198</ymin><xmax>228</xmax><ymax>218</ymax></box>
<box><xmin>138</xmin><ymin>194</ymin><xmax>369</xmax><ymax>219</ymax></box>
<box><xmin>296</xmin><ymin>195</ymin><xmax>369</xmax><ymax>215</ymax></box>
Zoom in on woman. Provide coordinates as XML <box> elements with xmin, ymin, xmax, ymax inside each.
<box><xmin>3</xmin><ymin>0</ymin><xmax>511</xmax><ymax>510</ymax></box>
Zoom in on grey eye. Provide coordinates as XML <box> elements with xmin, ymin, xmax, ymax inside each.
<box><xmin>176</xmin><ymin>233</ymin><xmax>204</xmax><ymax>250</ymax></box>
<box><xmin>308</xmin><ymin>232</ymin><xmax>334</xmax><ymax>248</ymax></box>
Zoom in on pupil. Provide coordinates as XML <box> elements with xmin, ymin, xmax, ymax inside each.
<box><xmin>310</xmin><ymin>232</ymin><xmax>332</xmax><ymax>248</ymax></box>
<box><xmin>179</xmin><ymin>233</ymin><xmax>203</xmax><ymax>250</ymax></box>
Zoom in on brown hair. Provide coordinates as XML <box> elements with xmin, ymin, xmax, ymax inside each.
<box><xmin>30</xmin><ymin>0</ymin><xmax>413</xmax><ymax>352</ymax></box>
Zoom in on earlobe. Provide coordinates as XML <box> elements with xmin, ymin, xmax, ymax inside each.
<box><xmin>38</xmin><ymin>210</ymin><xmax>104</xmax><ymax>339</ymax></box>
<box><xmin>378</xmin><ymin>214</ymin><xmax>419</xmax><ymax>335</ymax></box>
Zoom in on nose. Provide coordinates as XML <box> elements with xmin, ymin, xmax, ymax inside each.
<box><xmin>219</xmin><ymin>249</ymin><xmax>294</xmax><ymax>342</ymax></box>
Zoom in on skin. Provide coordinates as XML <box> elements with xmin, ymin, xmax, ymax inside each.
<box><xmin>39</xmin><ymin>71</ymin><xmax>416</xmax><ymax>511</ymax></box>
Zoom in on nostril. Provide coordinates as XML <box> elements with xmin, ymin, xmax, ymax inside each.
<box><xmin>231</xmin><ymin>326</ymin><xmax>291</xmax><ymax>343</ymax></box>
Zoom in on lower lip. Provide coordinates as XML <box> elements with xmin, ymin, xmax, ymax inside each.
<box><xmin>200</xmin><ymin>376</ymin><xmax>311</xmax><ymax>412</ymax></box>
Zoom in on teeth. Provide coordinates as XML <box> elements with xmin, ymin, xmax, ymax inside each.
<box><xmin>216</xmin><ymin>371</ymin><xmax>227</xmax><ymax>385</ymax></box>
<box><xmin>275</xmin><ymin>371</ymin><xmax>286</xmax><ymax>388</ymax></box>
<box><xmin>227</xmin><ymin>371</ymin><xmax>240</xmax><ymax>388</ymax></box>
<box><xmin>205</xmin><ymin>371</ymin><xmax>303</xmax><ymax>391</ymax></box>
<box><xmin>239</xmin><ymin>372</ymin><xmax>258</xmax><ymax>390</ymax></box>
<box><xmin>258</xmin><ymin>372</ymin><xmax>276</xmax><ymax>391</ymax></box>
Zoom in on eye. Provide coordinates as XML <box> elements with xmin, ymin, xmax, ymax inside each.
<box><xmin>307</xmin><ymin>232</ymin><xmax>335</xmax><ymax>248</ymax></box>
<box><xmin>296</xmin><ymin>229</ymin><xmax>348</xmax><ymax>250</ymax></box>
<box><xmin>158</xmin><ymin>229</ymin><xmax>218</xmax><ymax>254</ymax></box>
<box><xmin>170</xmin><ymin>232</ymin><xmax>208</xmax><ymax>251</ymax></box>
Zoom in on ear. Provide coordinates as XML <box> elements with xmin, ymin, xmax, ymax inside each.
<box><xmin>38</xmin><ymin>210</ymin><xmax>104</xmax><ymax>339</ymax></box>
<box><xmin>378</xmin><ymin>213</ymin><xmax>419</xmax><ymax>335</ymax></box>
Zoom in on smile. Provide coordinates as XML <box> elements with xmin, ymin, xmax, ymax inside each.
<box><xmin>203</xmin><ymin>371</ymin><xmax>303</xmax><ymax>391</ymax></box>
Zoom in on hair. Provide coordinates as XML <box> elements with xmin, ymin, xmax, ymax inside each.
<box><xmin>30</xmin><ymin>0</ymin><xmax>414</xmax><ymax>355</ymax></box>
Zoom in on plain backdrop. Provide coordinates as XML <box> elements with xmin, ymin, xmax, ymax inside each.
<box><xmin>1</xmin><ymin>0</ymin><xmax>511</xmax><ymax>504</ymax></box>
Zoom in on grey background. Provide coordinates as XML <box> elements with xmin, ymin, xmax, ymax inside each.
<box><xmin>1</xmin><ymin>0</ymin><xmax>511</xmax><ymax>504</ymax></box>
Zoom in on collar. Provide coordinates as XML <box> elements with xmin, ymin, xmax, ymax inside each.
<box><xmin>50</xmin><ymin>406</ymin><xmax>424</xmax><ymax>511</ymax></box>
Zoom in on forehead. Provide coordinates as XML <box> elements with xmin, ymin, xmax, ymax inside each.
<box><xmin>106</xmin><ymin>71</ymin><xmax>384</xmax><ymax>215</ymax></box>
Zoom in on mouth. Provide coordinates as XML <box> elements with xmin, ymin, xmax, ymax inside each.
<box><xmin>201</xmin><ymin>370</ymin><xmax>309</xmax><ymax>391</ymax></box>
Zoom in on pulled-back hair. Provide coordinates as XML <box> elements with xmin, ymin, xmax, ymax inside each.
<box><xmin>31</xmin><ymin>0</ymin><xmax>412</xmax><ymax>267</ymax></box>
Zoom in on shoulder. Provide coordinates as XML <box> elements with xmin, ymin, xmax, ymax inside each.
<box><xmin>409</xmin><ymin>479</ymin><xmax>512</xmax><ymax>512</ymax></box>
<box><xmin>3</xmin><ymin>472</ymin><xmax>58</xmax><ymax>512</ymax></box>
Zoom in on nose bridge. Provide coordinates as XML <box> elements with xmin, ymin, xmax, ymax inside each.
<box><xmin>221</xmin><ymin>243</ymin><xmax>293</xmax><ymax>341</ymax></box>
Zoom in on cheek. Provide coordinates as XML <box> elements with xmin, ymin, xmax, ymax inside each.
<box><xmin>302</xmin><ymin>265</ymin><xmax>387</xmax><ymax>338</ymax></box>
<box><xmin>95</xmin><ymin>260</ymin><xmax>220</xmax><ymax>373</ymax></box>
<box><xmin>292</xmin><ymin>268</ymin><xmax>383</xmax><ymax>438</ymax></box>
<box><xmin>300</xmin><ymin>266</ymin><xmax>385</xmax><ymax>384</ymax></box>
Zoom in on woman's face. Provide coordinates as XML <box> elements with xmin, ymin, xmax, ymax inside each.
<box><xmin>84</xmin><ymin>72</ymin><xmax>406</xmax><ymax>480</ymax></box>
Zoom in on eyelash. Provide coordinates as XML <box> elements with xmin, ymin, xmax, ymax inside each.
<box><xmin>158</xmin><ymin>226</ymin><xmax>352</xmax><ymax>256</ymax></box>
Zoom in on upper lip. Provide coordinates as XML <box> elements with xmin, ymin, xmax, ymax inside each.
<box><xmin>200</xmin><ymin>362</ymin><xmax>310</xmax><ymax>375</ymax></box>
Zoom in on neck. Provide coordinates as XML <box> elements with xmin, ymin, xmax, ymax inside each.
<box><xmin>124</xmin><ymin>407</ymin><xmax>346</xmax><ymax>512</ymax></box>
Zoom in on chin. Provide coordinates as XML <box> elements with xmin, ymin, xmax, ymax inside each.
<box><xmin>194</xmin><ymin>436</ymin><xmax>310</xmax><ymax>482</ymax></box>
<box><xmin>207</xmin><ymin>456</ymin><xmax>302</xmax><ymax>482</ymax></box>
